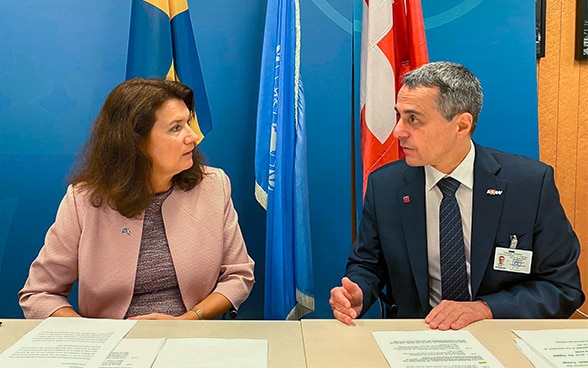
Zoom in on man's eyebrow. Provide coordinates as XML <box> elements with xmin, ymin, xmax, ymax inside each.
<box><xmin>395</xmin><ymin>107</ymin><xmax>423</xmax><ymax>116</ymax></box>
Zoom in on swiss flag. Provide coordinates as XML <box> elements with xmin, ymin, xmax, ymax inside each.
<box><xmin>360</xmin><ymin>0</ymin><xmax>428</xmax><ymax>194</ymax></box>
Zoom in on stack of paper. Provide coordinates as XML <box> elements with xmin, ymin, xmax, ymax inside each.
<box><xmin>0</xmin><ymin>317</ymin><xmax>136</xmax><ymax>368</ymax></box>
<box><xmin>372</xmin><ymin>330</ymin><xmax>506</xmax><ymax>367</ymax></box>
<box><xmin>513</xmin><ymin>329</ymin><xmax>588</xmax><ymax>368</ymax></box>
<box><xmin>99</xmin><ymin>337</ymin><xmax>268</xmax><ymax>368</ymax></box>
<box><xmin>151</xmin><ymin>338</ymin><xmax>267</xmax><ymax>368</ymax></box>
<box><xmin>0</xmin><ymin>318</ymin><xmax>268</xmax><ymax>368</ymax></box>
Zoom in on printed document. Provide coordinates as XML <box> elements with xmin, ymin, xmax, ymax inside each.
<box><xmin>98</xmin><ymin>338</ymin><xmax>165</xmax><ymax>368</ymax></box>
<box><xmin>372</xmin><ymin>330</ymin><xmax>505</xmax><ymax>367</ymax></box>
<box><xmin>0</xmin><ymin>319</ymin><xmax>268</xmax><ymax>368</ymax></box>
<box><xmin>513</xmin><ymin>329</ymin><xmax>588</xmax><ymax>368</ymax></box>
<box><xmin>0</xmin><ymin>317</ymin><xmax>135</xmax><ymax>368</ymax></box>
<box><xmin>151</xmin><ymin>338</ymin><xmax>268</xmax><ymax>368</ymax></box>
<box><xmin>514</xmin><ymin>338</ymin><xmax>553</xmax><ymax>368</ymax></box>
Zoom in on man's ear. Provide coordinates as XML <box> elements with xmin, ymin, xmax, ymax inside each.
<box><xmin>455</xmin><ymin>112</ymin><xmax>473</xmax><ymax>138</ymax></box>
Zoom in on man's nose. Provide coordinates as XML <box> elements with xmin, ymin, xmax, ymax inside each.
<box><xmin>392</xmin><ymin>118</ymin><xmax>406</xmax><ymax>139</ymax></box>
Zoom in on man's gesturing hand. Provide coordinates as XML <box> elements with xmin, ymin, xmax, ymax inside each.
<box><xmin>329</xmin><ymin>277</ymin><xmax>364</xmax><ymax>324</ymax></box>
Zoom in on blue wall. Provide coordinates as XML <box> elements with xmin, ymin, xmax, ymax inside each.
<box><xmin>0</xmin><ymin>0</ymin><xmax>538</xmax><ymax>318</ymax></box>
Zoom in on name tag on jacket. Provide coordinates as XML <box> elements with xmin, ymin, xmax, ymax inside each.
<box><xmin>493</xmin><ymin>247</ymin><xmax>532</xmax><ymax>274</ymax></box>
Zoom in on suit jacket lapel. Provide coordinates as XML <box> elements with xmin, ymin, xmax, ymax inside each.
<box><xmin>162</xmin><ymin>189</ymin><xmax>202</xmax><ymax>310</ymax></box>
<box><xmin>85</xmin><ymin>207</ymin><xmax>143</xmax><ymax>318</ymax></box>
<box><xmin>400</xmin><ymin>167</ymin><xmax>430</xmax><ymax>311</ymax></box>
<box><xmin>470</xmin><ymin>144</ymin><xmax>507</xmax><ymax>297</ymax></box>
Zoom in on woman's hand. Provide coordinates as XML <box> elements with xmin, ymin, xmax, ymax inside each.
<box><xmin>128</xmin><ymin>313</ymin><xmax>193</xmax><ymax>320</ymax></box>
<box><xmin>50</xmin><ymin>307</ymin><xmax>81</xmax><ymax>317</ymax></box>
<box><xmin>129</xmin><ymin>293</ymin><xmax>234</xmax><ymax>320</ymax></box>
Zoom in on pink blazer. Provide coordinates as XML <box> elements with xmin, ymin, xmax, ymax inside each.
<box><xmin>19</xmin><ymin>167</ymin><xmax>255</xmax><ymax>319</ymax></box>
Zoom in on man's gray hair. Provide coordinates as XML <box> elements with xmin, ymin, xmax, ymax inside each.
<box><xmin>402</xmin><ymin>61</ymin><xmax>483</xmax><ymax>134</ymax></box>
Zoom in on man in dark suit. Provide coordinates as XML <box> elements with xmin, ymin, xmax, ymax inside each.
<box><xmin>330</xmin><ymin>61</ymin><xmax>584</xmax><ymax>330</ymax></box>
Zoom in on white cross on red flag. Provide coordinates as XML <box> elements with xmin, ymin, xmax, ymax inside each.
<box><xmin>360</xmin><ymin>0</ymin><xmax>428</xmax><ymax>194</ymax></box>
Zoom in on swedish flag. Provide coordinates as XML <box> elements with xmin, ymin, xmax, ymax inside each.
<box><xmin>126</xmin><ymin>0</ymin><xmax>212</xmax><ymax>142</ymax></box>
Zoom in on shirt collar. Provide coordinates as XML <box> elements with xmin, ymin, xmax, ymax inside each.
<box><xmin>425</xmin><ymin>140</ymin><xmax>475</xmax><ymax>191</ymax></box>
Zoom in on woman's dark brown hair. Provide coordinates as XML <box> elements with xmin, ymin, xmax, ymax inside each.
<box><xmin>69</xmin><ymin>78</ymin><xmax>205</xmax><ymax>218</ymax></box>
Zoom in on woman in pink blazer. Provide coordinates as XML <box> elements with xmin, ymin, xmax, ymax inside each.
<box><xmin>19</xmin><ymin>79</ymin><xmax>255</xmax><ymax>320</ymax></box>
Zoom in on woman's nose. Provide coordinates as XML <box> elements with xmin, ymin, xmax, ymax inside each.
<box><xmin>185</xmin><ymin>122</ymin><xmax>199</xmax><ymax>144</ymax></box>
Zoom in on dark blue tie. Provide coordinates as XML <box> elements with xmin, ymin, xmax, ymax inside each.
<box><xmin>437</xmin><ymin>177</ymin><xmax>470</xmax><ymax>301</ymax></box>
